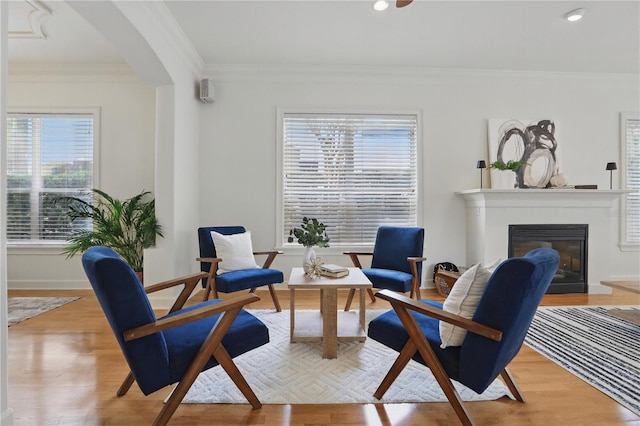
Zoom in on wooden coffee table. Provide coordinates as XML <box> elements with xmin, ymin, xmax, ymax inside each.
<box><xmin>288</xmin><ymin>267</ymin><xmax>372</xmax><ymax>359</ymax></box>
<box><xmin>600</xmin><ymin>280</ymin><xmax>640</xmax><ymax>324</ymax></box>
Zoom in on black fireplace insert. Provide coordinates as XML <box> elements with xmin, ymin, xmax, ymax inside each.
<box><xmin>508</xmin><ymin>224</ymin><xmax>588</xmax><ymax>294</ymax></box>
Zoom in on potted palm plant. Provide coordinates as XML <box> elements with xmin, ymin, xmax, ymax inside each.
<box><xmin>57</xmin><ymin>189</ymin><xmax>163</xmax><ymax>283</ymax></box>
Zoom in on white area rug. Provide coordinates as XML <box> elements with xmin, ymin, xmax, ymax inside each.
<box><xmin>180</xmin><ymin>309</ymin><xmax>514</xmax><ymax>404</ymax></box>
<box><xmin>8</xmin><ymin>296</ymin><xmax>80</xmax><ymax>326</ymax></box>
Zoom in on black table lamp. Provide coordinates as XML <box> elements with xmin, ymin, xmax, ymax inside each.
<box><xmin>606</xmin><ymin>162</ymin><xmax>617</xmax><ymax>190</ymax></box>
<box><xmin>477</xmin><ymin>160</ymin><xmax>487</xmax><ymax>188</ymax></box>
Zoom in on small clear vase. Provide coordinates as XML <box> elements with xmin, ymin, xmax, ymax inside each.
<box><xmin>303</xmin><ymin>246</ymin><xmax>317</xmax><ymax>276</ymax></box>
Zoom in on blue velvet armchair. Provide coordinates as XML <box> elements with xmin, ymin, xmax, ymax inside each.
<box><xmin>368</xmin><ymin>248</ymin><xmax>559</xmax><ymax>426</ymax></box>
<box><xmin>197</xmin><ymin>226</ymin><xmax>283</xmax><ymax>311</ymax></box>
<box><xmin>82</xmin><ymin>246</ymin><xmax>270</xmax><ymax>426</ymax></box>
<box><xmin>344</xmin><ymin>226</ymin><xmax>425</xmax><ymax>310</ymax></box>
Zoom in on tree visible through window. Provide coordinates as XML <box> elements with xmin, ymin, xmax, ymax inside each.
<box><xmin>282</xmin><ymin>112</ymin><xmax>418</xmax><ymax>246</ymax></box>
<box><xmin>6</xmin><ymin>113</ymin><xmax>94</xmax><ymax>242</ymax></box>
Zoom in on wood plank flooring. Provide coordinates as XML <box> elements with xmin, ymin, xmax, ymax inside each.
<box><xmin>7</xmin><ymin>287</ymin><xmax>640</xmax><ymax>425</ymax></box>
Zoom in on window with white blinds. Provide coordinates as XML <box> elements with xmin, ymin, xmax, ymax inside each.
<box><xmin>282</xmin><ymin>112</ymin><xmax>418</xmax><ymax>246</ymax></box>
<box><xmin>6</xmin><ymin>112</ymin><xmax>95</xmax><ymax>243</ymax></box>
<box><xmin>622</xmin><ymin>114</ymin><xmax>640</xmax><ymax>246</ymax></box>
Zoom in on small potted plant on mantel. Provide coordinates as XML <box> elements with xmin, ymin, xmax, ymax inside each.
<box><xmin>288</xmin><ymin>217</ymin><xmax>330</xmax><ymax>276</ymax></box>
<box><xmin>489</xmin><ymin>160</ymin><xmax>527</xmax><ymax>189</ymax></box>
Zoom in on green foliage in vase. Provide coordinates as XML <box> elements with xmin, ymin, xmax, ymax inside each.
<box><xmin>489</xmin><ymin>160</ymin><xmax>528</xmax><ymax>171</ymax></box>
<box><xmin>287</xmin><ymin>217</ymin><xmax>330</xmax><ymax>248</ymax></box>
<box><xmin>56</xmin><ymin>189</ymin><xmax>163</xmax><ymax>272</ymax></box>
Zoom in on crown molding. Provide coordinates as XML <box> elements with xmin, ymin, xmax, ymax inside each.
<box><xmin>8</xmin><ymin>63</ymin><xmax>141</xmax><ymax>83</ymax></box>
<box><xmin>144</xmin><ymin>1</ymin><xmax>204</xmax><ymax>79</ymax></box>
<box><xmin>203</xmin><ymin>63</ymin><xmax>640</xmax><ymax>84</ymax></box>
<box><xmin>9</xmin><ymin>0</ymin><xmax>52</xmax><ymax>39</ymax></box>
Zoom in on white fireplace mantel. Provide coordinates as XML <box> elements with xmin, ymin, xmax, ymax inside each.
<box><xmin>456</xmin><ymin>189</ymin><xmax>632</xmax><ymax>294</ymax></box>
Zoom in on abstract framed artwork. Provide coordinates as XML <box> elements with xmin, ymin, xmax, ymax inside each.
<box><xmin>487</xmin><ymin>119</ymin><xmax>561</xmax><ymax>188</ymax></box>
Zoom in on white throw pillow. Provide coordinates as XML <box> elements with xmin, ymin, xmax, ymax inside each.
<box><xmin>485</xmin><ymin>258</ymin><xmax>502</xmax><ymax>272</ymax></box>
<box><xmin>210</xmin><ymin>230</ymin><xmax>260</xmax><ymax>274</ymax></box>
<box><xmin>439</xmin><ymin>262</ymin><xmax>493</xmax><ymax>348</ymax></box>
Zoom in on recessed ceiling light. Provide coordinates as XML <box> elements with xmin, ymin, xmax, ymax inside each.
<box><xmin>564</xmin><ymin>8</ymin><xmax>585</xmax><ymax>22</ymax></box>
<box><xmin>373</xmin><ymin>0</ymin><xmax>389</xmax><ymax>11</ymax></box>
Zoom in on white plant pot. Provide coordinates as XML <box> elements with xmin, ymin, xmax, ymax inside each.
<box><xmin>491</xmin><ymin>170</ymin><xmax>517</xmax><ymax>189</ymax></box>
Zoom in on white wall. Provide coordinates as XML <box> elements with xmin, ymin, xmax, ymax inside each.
<box><xmin>6</xmin><ymin>66</ymin><xmax>639</xmax><ymax>290</ymax></box>
<box><xmin>7</xmin><ymin>69</ymin><xmax>156</xmax><ymax>289</ymax></box>
<box><xmin>199</xmin><ymin>66</ymin><xmax>640</xmax><ymax>284</ymax></box>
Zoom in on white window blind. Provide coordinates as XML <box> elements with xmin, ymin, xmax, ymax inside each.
<box><xmin>282</xmin><ymin>112</ymin><xmax>418</xmax><ymax>246</ymax></box>
<box><xmin>6</xmin><ymin>113</ymin><xmax>94</xmax><ymax>242</ymax></box>
<box><xmin>623</xmin><ymin>115</ymin><xmax>640</xmax><ymax>245</ymax></box>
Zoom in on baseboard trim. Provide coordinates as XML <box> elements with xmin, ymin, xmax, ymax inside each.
<box><xmin>8</xmin><ymin>280</ymin><xmax>90</xmax><ymax>290</ymax></box>
<box><xmin>588</xmin><ymin>283</ymin><xmax>613</xmax><ymax>295</ymax></box>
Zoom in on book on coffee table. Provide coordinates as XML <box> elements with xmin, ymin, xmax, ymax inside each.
<box><xmin>319</xmin><ymin>264</ymin><xmax>349</xmax><ymax>278</ymax></box>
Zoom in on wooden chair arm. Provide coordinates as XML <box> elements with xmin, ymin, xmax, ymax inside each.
<box><xmin>253</xmin><ymin>250</ymin><xmax>282</xmax><ymax>269</ymax></box>
<box><xmin>144</xmin><ymin>272</ymin><xmax>209</xmax><ymax>314</ymax></box>
<box><xmin>196</xmin><ymin>257</ymin><xmax>222</xmax><ymax>264</ymax></box>
<box><xmin>144</xmin><ymin>272</ymin><xmax>208</xmax><ymax>294</ymax></box>
<box><xmin>407</xmin><ymin>256</ymin><xmax>427</xmax><ymax>263</ymax></box>
<box><xmin>253</xmin><ymin>250</ymin><xmax>283</xmax><ymax>256</ymax></box>
<box><xmin>375</xmin><ymin>289</ymin><xmax>503</xmax><ymax>342</ymax></box>
<box><xmin>343</xmin><ymin>251</ymin><xmax>373</xmax><ymax>269</ymax></box>
<box><xmin>123</xmin><ymin>293</ymin><xmax>260</xmax><ymax>341</ymax></box>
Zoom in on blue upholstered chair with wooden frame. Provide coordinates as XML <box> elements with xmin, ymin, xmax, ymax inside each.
<box><xmin>82</xmin><ymin>246</ymin><xmax>270</xmax><ymax>426</ymax></box>
<box><xmin>344</xmin><ymin>226</ymin><xmax>426</xmax><ymax>310</ymax></box>
<box><xmin>368</xmin><ymin>248</ymin><xmax>559</xmax><ymax>426</ymax></box>
<box><xmin>197</xmin><ymin>226</ymin><xmax>283</xmax><ymax>311</ymax></box>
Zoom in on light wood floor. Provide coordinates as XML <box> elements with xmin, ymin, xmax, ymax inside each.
<box><xmin>7</xmin><ymin>287</ymin><xmax>640</xmax><ymax>425</ymax></box>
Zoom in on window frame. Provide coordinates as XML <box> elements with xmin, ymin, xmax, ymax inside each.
<box><xmin>276</xmin><ymin>107</ymin><xmax>423</xmax><ymax>254</ymax></box>
<box><xmin>619</xmin><ymin>112</ymin><xmax>640</xmax><ymax>251</ymax></box>
<box><xmin>6</xmin><ymin>106</ymin><xmax>100</xmax><ymax>248</ymax></box>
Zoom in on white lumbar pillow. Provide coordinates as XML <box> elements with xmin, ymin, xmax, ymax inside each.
<box><xmin>439</xmin><ymin>262</ymin><xmax>493</xmax><ymax>348</ymax></box>
<box><xmin>210</xmin><ymin>230</ymin><xmax>260</xmax><ymax>274</ymax></box>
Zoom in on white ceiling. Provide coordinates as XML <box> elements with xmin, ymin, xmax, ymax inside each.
<box><xmin>7</xmin><ymin>0</ymin><xmax>640</xmax><ymax>74</ymax></box>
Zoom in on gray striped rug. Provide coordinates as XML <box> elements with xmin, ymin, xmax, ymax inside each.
<box><xmin>525</xmin><ymin>306</ymin><xmax>640</xmax><ymax>416</ymax></box>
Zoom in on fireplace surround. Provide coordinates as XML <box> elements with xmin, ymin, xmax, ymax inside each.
<box><xmin>456</xmin><ymin>189</ymin><xmax>630</xmax><ymax>294</ymax></box>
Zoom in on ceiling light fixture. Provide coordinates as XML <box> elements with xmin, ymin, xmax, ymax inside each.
<box><xmin>373</xmin><ymin>0</ymin><xmax>389</xmax><ymax>11</ymax></box>
<box><xmin>564</xmin><ymin>8</ymin><xmax>585</xmax><ymax>22</ymax></box>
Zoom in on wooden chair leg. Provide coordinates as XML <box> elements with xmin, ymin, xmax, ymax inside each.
<box><xmin>367</xmin><ymin>288</ymin><xmax>376</xmax><ymax>303</ymax></box>
<box><xmin>202</xmin><ymin>281</ymin><xmax>212</xmax><ymax>302</ymax></box>
<box><xmin>501</xmin><ymin>367</ymin><xmax>525</xmax><ymax>402</ymax></box>
<box><xmin>374</xmin><ymin>339</ymin><xmax>417</xmax><ymax>399</ymax></box>
<box><xmin>345</xmin><ymin>287</ymin><xmax>374</xmax><ymax>311</ymax></box>
<box><xmin>154</xmin><ymin>307</ymin><xmax>250</xmax><ymax>426</ymax></box>
<box><xmin>344</xmin><ymin>288</ymin><xmax>356</xmax><ymax>311</ymax></box>
<box><xmin>267</xmin><ymin>284</ymin><xmax>282</xmax><ymax>312</ymax></box>
<box><xmin>393</xmin><ymin>303</ymin><xmax>476</xmax><ymax>426</ymax></box>
<box><xmin>213</xmin><ymin>345</ymin><xmax>261</xmax><ymax>409</ymax></box>
<box><xmin>116</xmin><ymin>371</ymin><xmax>135</xmax><ymax>397</ymax></box>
